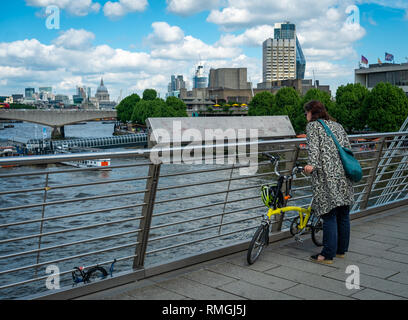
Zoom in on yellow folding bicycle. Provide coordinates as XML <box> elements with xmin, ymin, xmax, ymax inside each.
<box><xmin>247</xmin><ymin>153</ymin><xmax>323</xmax><ymax>265</ymax></box>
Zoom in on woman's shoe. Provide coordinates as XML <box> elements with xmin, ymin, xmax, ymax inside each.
<box><xmin>336</xmin><ymin>254</ymin><xmax>345</xmax><ymax>258</ymax></box>
<box><xmin>310</xmin><ymin>254</ymin><xmax>333</xmax><ymax>265</ymax></box>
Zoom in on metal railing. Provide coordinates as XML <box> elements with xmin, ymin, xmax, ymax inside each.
<box><xmin>0</xmin><ymin>131</ymin><xmax>407</xmax><ymax>299</ymax></box>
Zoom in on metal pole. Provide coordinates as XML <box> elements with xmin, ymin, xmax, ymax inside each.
<box><xmin>360</xmin><ymin>137</ymin><xmax>386</xmax><ymax>210</ymax></box>
<box><xmin>133</xmin><ymin>163</ymin><xmax>161</xmax><ymax>269</ymax></box>
<box><xmin>218</xmin><ymin>162</ymin><xmax>235</xmax><ymax>235</ymax></box>
<box><xmin>35</xmin><ymin>173</ymin><xmax>49</xmax><ymax>277</ymax></box>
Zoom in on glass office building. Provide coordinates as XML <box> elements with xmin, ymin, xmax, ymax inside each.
<box><xmin>263</xmin><ymin>22</ymin><xmax>306</xmax><ymax>82</ymax></box>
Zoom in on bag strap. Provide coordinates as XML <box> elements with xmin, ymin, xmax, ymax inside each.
<box><xmin>316</xmin><ymin>119</ymin><xmax>342</xmax><ymax>150</ymax></box>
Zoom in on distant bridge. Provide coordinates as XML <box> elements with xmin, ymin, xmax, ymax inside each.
<box><xmin>26</xmin><ymin>133</ymin><xmax>148</xmax><ymax>151</ymax></box>
<box><xmin>0</xmin><ymin>109</ymin><xmax>117</xmax><ymax>138</ymax></box>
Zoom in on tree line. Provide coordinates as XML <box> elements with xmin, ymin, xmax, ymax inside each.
<box><xmin>248</xmin><ymin>82</ymin><xmax>408</xmax><ymax>134</ymax></box>
<box><xmin>117</xmin><ymin>83</ymin><xmax>408</xmax><ymax>134</ymax></box>
<box><xmin>116</xmin><ymin>89</ymin><xmax>188</xmax><ymax>125</ymax></box>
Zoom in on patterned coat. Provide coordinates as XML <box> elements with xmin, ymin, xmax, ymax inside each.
<box><xmin>306</xmin><ymin>120</ymin><xmax>354</xmax><ymax>216</ymax></box>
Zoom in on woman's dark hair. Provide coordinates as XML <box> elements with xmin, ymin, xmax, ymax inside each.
<box><xmin>303</xmin><ymin>100</ymin><xmax>335</xmax><ymax>121</ymax></box>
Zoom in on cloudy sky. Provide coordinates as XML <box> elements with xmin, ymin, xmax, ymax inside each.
<box><xmin>0</xmin><ymin>0</ymin><xmax>407</xmax><ymax>101</ymax></box>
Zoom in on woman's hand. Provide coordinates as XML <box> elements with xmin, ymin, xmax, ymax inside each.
<box><xmin>304</xmin><ymin>165</ymin><xmax>315</xmax><ymax>174</ymax></box>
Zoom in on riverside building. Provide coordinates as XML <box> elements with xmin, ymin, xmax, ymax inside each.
<box><xmin>355</xmin><ymin>63</ymin><xmax>408</xmax><ymax>96</ymax></box>
<box><xmin>259</xmin><ymin>22</ymin><xmax>306</xmax><ymax>89</ymax></box>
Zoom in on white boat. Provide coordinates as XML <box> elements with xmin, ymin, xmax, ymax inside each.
<box><xmin>60</xmin><ymin>158</ymin><xmax>111</xmax><ymax>170</ymax></box>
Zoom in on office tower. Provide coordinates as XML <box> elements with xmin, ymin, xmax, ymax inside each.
<box><xmin>167</xmin><ymin>75</ymin><xmax>186</xmax><ymax>97</ymax></box>
<box><xmin>193</xmin><ymin>65</ymin><xmax>207</xmax><ymax>89</ymax></box>
<box><xmin>25</xmin><ymin>88</ymin><xmax>35</xmax><ymax>98</ymax></box>
<box><xmin>262</xmin><ymin>22</ymin><xmax>306</xmax><ymax>82</ymax></box>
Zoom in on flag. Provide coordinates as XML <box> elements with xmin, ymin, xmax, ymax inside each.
<box><xmin>385</xmin><ymin>52</ymin><xmax>394</xmax><ymax>62</ymax></box>
<box><xmin>361</xmin><ymin>55</ymin><xmax>368</xmax><ymax>65</ymax></box>
<box><xmin>378</xmin><ymin>58</ymin><xmax>382</xmax><ymax>65</ymax></box>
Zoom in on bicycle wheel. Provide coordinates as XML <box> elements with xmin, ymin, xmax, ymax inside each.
<box><xmin>247</xmin><ymin>224</ymin><xmax>269</xmax><ymax>265</ymax></box>
<box><xmin>311</xmin><ymin>217</ymin><xmax>323</xmax><ymax>246</ymax></box>
<box><xmin>289</xmin><ymin>216</ymin><xmax>301</xmax><ymax>236</ymax></box>
<box><xmin>85</xmin><ymin>266</ymin><xmax>108</xmax><ymax>283</ymax></box>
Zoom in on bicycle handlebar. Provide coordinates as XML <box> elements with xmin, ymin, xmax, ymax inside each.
<box><xmin>262</xmin><ymin>152</ymin><xmax>304</xmax><ymax>178</ymax></box>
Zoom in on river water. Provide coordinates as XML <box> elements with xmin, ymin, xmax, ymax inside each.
<box><xmin>0</xmin><ymin>122</ymin><xmax>311</xmax><ymax>299</ymax></box>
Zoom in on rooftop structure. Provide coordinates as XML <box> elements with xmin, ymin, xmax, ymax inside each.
<box><xmin>355</xmin><ymin>63</ymin><xmax>408</xmax><ymax>96</ymax></box>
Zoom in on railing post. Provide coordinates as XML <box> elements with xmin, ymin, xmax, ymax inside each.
<box><xmin>133</xmin><ymin>163</ymin><xmax>161</xmax><ymax>269</ymax></box>
<box><xmin>218</xmin><ymin>162</ymin><xmax>235</xmax><ymax>235</ymax></box>
<box><xmin>360</xmin><ymin>137</ymin><xmax>386</xmax><ymax>210</ymax></box>
<box><xmin>35</xmin><ymin>173</ymin><xmax>49</xmax><ymax>277</ymax></box>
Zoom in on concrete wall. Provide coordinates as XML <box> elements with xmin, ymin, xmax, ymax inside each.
<box><xmin>208</xmin><ymin>68</ymin><xmax>251</xmax><ymax>90</ymax></box>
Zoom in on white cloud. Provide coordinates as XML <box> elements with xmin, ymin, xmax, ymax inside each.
<box><xmin>150</xmin><ymin>35</ymin><xmax>238</xmax><ymax>60</ymax></box>
<box><xmin>166</xmin><ymin>0</ymin><xmax>224</xmax><ymax>16</ymax></box>
<box><xmin>216</xmin><ymin>25</ymin><xmax>275</xmax><ymax>47</ymax></box>
<box><xmin>145</xmin><ymin>22</ymin><xmax>241</xmax><ymax>61</ymax></box>
<box><xmin>26</xmin><ymin>0</ymin><xmax>100</xmax><ymax>16</ymax></box>
<box><xmin>0</xmin><ymin>27</ymin><xmax>241</xmax><ymax>98</ymax></box>
<box><xmin>53</xmin><ymin>29</ymin><xmax>95</xmax><ymax>50</ymax></box>
<box><xmin>103</xmin><ymin>0</ymin><xmax>148</xmax><ymax>18</ymax></box>
<box><xmin>207</xmin><ymin>0</ymin><xmax>343</xmax><ymax>31</ymax></box>
<box><xmin>147</xmin><ymin>22</ymin><xmax>185</xmax><ymax>45</ymax></box>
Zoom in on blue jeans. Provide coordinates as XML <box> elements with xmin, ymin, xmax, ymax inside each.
<box><xmin>320</xmin><ymin>205</ymin><xmax>350</xmax><ymax>259</ymax></box>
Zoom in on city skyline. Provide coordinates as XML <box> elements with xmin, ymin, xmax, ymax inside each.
<box><xmin>1</xmin><ymin>1</ymin><xmax>408</xmax><ymax>99</ymax></box>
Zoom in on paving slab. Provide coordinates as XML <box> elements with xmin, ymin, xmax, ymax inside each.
<box><xmin>108</xmin><ymin>284</ymin><xmax>190</xmax><ymax>300</ymax></box>
<box><xmin>182</xmin><ymin>269</ymin><xmax>237</xmax><ymax>288</ymax></box>
<box><xmin>387</xmin><ymin>272</ymin><xmax>408</xmax><ymax>285</ymax></box>
<box><xmin>358</xmin><ymin>256</ymin><xmax>408</xmax><ymax>273</ymax></box>
<box><xmin>155</xmin><ymin>277</ymin><xmax>244</xmax><ymax>300</ymax></box>
<box><xmin>227</xmin><ymin>254</ymin><xmax>280</xmax><ymax>272</ymax></box>
<box><xmin>324</xmin><ymin>269</ymin><xmax>408</xmax><ymax>299</ymax></box>
<box><xmin>206</xmin><ymin>262</ymin><xmax>298</xmax><ymax>292</ymax></box>
<box><xmin>282</xmin><ymin>283</ymin><xmax>354</xmax><ymax>300</ymax></box>
<box><xmin>353</xmin><ymin>225</ymin><xmax>408</xmax><ymax>241</ymax></box>
<box><xmin>365</xmin><ymin>234</ymin><xmax>408</xmax><ymax>247</ymax></box>
<box><xmin>261</xmin><ymin>252</ymin><xmax>337</xmax><ymax>275</ymax></box>
<box><xmin>350</xmin><ymin>288</ymin><xmax>406</xmax><ymax>300</ymax></box>
<box><xmin>266</xmin><ymin>265</ymin><xmax>362</xmax><ymax>297</ymax></box>
<box><xmin>217</xmin><ymin>280</ymin><xmax>300</xmax><ymax>300</ymax></box>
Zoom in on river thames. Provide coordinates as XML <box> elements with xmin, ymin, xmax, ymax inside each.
<box><xmin>0</xmin><ymin>121</ymin><xmax>310</xmax><ymax>299</ymax></box>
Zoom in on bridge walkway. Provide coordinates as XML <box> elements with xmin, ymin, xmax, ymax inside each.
<box><xmin>78</xmin><ymin>203</ymin><xmax>408</xmax><ymax>300</ymax></box>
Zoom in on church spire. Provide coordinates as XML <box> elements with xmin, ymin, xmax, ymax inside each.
<box><xmin>100</xmin><ymin>77</ymin><xmax>104</xmax><ymax>87</ymax></box>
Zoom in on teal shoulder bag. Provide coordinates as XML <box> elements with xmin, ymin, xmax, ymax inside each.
<box><xmin>317</xmin><ymin>119</ymin><xmax>362</xmax><ymax>183</ymax></box>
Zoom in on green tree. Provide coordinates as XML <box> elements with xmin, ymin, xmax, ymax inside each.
<box><xmin>301</xmin><ymin>88</ymin><xmax>334</xmax><ymax>112</ymax></box>
<box><xmin>364</xmin><ymin>82</ymin><xmax>408</xmax><ymax>132</ymax></box>
<box><xmin>331</xmin><ymin>83</ymin><xmax>369</xmax><ymax>133</ymax></box>
<box><xmin>115</xmin><ymin>93</ymin><xmax>140</xmax><ymax>123</ymax></box>
<box><xmin>131</xmin><ymin>98</ymin><xmax>178</xmax><ymax>125</ymax></box>
<box><xmin>142</xmin><ymin>89</ymin><xmax>157</xmax><ymax>101</ymax></box>
<box><xmin>275</xmin><ymin>87</ymin><xmax>304</xmax><ymax>133</ymax></box>
<box><xmin>298</xmin><ymin>89</ymin><xmax>335</xmax><ymax>133</ymax></box>
<box><xmin>165</xmin><ymin>96</ymin><xmax>188</xmax><ymax>117</ymax></box>
<box><xmin>248</xmin><ymin>91</ymin><xmax>276</xmax><ymax>116</ymax></box>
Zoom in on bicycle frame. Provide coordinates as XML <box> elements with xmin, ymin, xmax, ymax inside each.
<box><xmin>267</xmin><ymin>206</ymin><xmax>312</xmax><ymax>229</ymax></box>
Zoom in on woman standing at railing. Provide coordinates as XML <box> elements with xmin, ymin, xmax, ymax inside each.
<box><xmin>303</xmin><ymin>100</ymin><xmax>354</xmax><ymax>264</ymax></box>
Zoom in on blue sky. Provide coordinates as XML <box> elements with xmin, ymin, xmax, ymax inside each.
<box><xmin>0</xmin><ymin>0</ymin><xmax>407</xmax><ymax>100</ymax></box>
